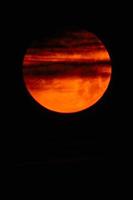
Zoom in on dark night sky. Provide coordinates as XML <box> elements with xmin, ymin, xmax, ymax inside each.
<box><xmin>8</xmin><ymin>2</ymin><xmax>127</xmax><ymax>177</ymax></box>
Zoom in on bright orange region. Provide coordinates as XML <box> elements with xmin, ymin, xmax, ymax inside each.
<box><xmin>23</xmin><ymin>31</ymin><xmax>112</xmax><ymax>113</ymax></box>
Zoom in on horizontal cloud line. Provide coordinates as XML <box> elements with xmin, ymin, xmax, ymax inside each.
<box><xmin>23</xmin><ymin>60</ymin><xmax>111</xmax><ymax>68</ymax></box>
<box><xmin>24</xmin><ymin>64</ymin><xmax>111</xmax><ymax>79</ymax></box>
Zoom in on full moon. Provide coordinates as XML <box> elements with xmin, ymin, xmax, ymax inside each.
<box><xmin>23</xmin><ymin>30</ymin><xmax>112</xmax><ymax>113</ymax></box>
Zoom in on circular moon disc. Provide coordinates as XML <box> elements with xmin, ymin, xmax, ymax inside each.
<box><xmin>23</xmin><ymin>30</ymin><xmax>112</xmax><ymax>113</ymax></box>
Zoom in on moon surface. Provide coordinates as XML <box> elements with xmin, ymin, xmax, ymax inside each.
<box><xmin>23</xmin><ymin>30</ymin><xmax>112</xmax><ymax>113</ymax></box>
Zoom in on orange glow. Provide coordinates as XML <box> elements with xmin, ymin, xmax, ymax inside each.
<box><xmin>23</xmin><ymin>31</ymin><xmax>112</xmax><ymax>113</ymax></box>
<box><xmin>24</xmin><ymin>75</ymin><xmax>111</xmax><ymax>113</ymax></box>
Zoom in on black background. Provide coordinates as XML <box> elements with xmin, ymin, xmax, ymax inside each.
<box><xmin>9</xmin><ymin>2</ymin><xmax>127</xmax><ymax>177</ymax></box>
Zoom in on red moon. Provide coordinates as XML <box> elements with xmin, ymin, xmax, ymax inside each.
<box><xmin>23</xmin><ymin>30</ymin><xmax>112</xmax><ymax>113</ymax></box>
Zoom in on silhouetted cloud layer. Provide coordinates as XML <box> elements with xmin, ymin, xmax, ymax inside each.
<box><xmin>23</xmin><ymin>31</ymin><xmax>111</xmax><ymax>79</ymax></box>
